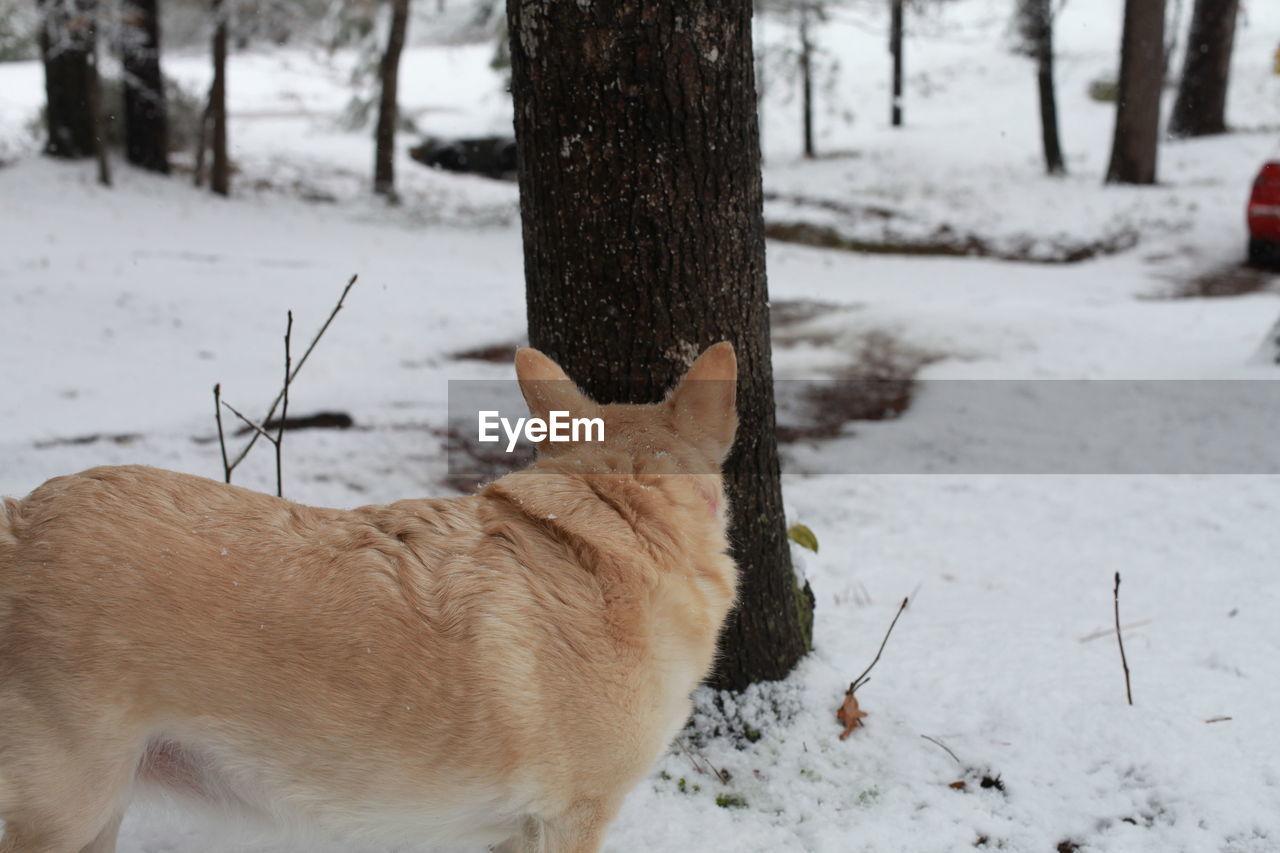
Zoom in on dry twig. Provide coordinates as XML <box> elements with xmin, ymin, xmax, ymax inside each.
<box><xmin>920</xmin><ymin>734</ymin><xmax>961</xmax><ymax>764</ymax></box>
<box><xmin>213</xmin><ymin>383</ymin><xmax>231</xmax><ymax>483</ymax></box>
<box><xmin>275</xmin><ymin>311</ymin><xmax>293</xmax><ymax>497</ymax></box>
<box><xmin>676</xmin><ymin>738</ymin><xmax>730</xmax><ymax>785</ymax></box>
<box><xmin>835</xmin><ymin>596</ymin><xmax>909</xmax><ymax>739</ymax></box>
<box><xmin>1114</xmin><ymin>572</ymin><xmax>1133</xmax><ymax>706</ymax></box>
<box><xmin>212</xmin><ymin>276</ymin><xmax>357</xmax><ymax>493</ymax></box>
<box><xmin>227</xmin><ymin>275</ymin><xmax>358</xmax><ymax>472</ymax></box>
<box><xmin>848</xmin><ymin>596</ymin><xmax>909</xmax><ymax>695</ymax></box>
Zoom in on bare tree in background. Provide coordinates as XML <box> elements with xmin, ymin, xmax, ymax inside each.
<box><xmin>889</xmin><ymin>0</ymin><xmax>903</xmax><ymax>126</ymax></box>
<box><xmin>1167</xmin><ymin>0</ymin><xmax>1239</xmax><ymax>138</ymax></box>
<box><xmin>38</xmin><ymin>0</ymin><xmax>96</xmax><ymax>158</ymax></box>
<box><xmin>86</xmin><ymin>9</ymin><xmax>110</xmax><ymax>186</ymax></box>
<box><xmin>1106</xmin><ymin>0</ymin><xmax>1166</xmax><ymax>184</ymax></box>
<box><xmin>121</xmin><ymin>0</ymin><xmax>169</xmax><ymax>173</ymax></box>
<box><xmin>799</xmin><ymin>2</ymin><xmax>815</xmax><ymax>157</ymax></box>
<box><xmin>1018</xmin><ymin>0</ymin><xmax>1065</xmax><ymax>174</ymax></box>
<box><xmin>210</xmin><ymin>0</ymin><xmax>229</xmax><ymax>195</ymax></box>
<box><xmin>507</xmin><ymin>0</ymin><xmax>814</xmax><ymax>691</ymax></box>
<box><xmin>374</xmin><ymin>0</ymin><xmax>410</xmax><ymax>197</ymax></box>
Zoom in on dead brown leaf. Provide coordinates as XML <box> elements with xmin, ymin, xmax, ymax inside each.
<box><xmin>836</xmin><ymin>691</ymin><xmax>868</xmax><ymax>740</ymax></box>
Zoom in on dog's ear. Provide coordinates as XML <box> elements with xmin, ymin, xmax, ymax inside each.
<box><xmin>666</xmin><ymin>342</ymin><xmax>738</xmax><ymax>462</ymax></box>
<box><xmin>514</xmin><ymin>348</ymin><xmax>596</xmax><ymax>422</ymax></box>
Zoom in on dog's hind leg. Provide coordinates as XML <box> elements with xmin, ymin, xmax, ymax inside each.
<box><xmin>0</xmin><ymin>719</ymin><xmax>137</xmax><ymax>853</ymax></box>
<box><xmin>541</xmin><ymin>798</ymin><xmax>623</xmax><ymax>853</ymax></box>
<box><xmin>0</xmin><ymin>771</ymin><xmax>130</xmax><ymax>853</ymax></box>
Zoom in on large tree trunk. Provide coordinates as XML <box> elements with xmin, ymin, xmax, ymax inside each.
<box><xmin>38</xmin><ymin>0</ymin><xmax>96</xmax><ymax>159</ymax></box>
<box><xmin>374</xmin><ymin>0</ymin><xmax>411</xmax><ymax>197</ymax></box>
<box><xmin>889</xmin><ymin>0</ymin><xmax>903</xmax><ymax>127</ymax></box>
<box><xmin>1105</xmin><ymin>0</ymin><xmax>1166</xmax><ymax>184</ymax></box>
<box><xmin>1167</xmin><ymin>0</ymin><xmax>1238</xmax><ymax>138</ymax></box>
<box><xmin>121</xmin><ymin>0</ymin><xmax>169</xmax><ymax>173</ymax></box>
<box><xmin>507</xmin><ymin>0</ymin><xmax>813</xmax><ymax>691</ymax></box>
<box><xmin>210</xmin><ymin>0</ymin><xmax>229</xmax><ymax>196</ymax></box>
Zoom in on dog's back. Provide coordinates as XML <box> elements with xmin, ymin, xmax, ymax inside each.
<box><xmin>0</xmin><ymin>343</ymin><xmax>739</xmax><ymax>853</ymax></box>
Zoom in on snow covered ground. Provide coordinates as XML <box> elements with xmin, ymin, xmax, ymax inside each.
<box><xmin>2</xmin><ymin>0</ymin><xmax>1280</xmax><ymax>850</ymax></box>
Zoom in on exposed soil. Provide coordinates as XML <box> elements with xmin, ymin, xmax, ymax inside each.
<box><xmin>774</xmin><ymin>331</ymin><xmax>941</xmax><ymax>444</ymax></box>
<box><xmin>452</xmin><ymin>341</ymin><xmax>522</xmax><ymax>363</ymax></box>
<box><xmin>765</xmin><ymin>220</ymin><xmax>1140</xmax><ymax>265</ymax></box>
<box><xmin>1161</xmin><ymin>261</ymin><xmax>1280</xmax><ymax>298</ymax></box>
<box><xmin>33</xmin><ymin>431</ymin><xmax>141</xmax><ymax>449</ymax></box>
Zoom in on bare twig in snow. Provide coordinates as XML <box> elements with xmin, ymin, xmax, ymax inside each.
<box><xmin>213</xmin><ymin>275</ymin><xmax>358</xmax><ymax>491</ymax></box>
<box><xmin>848</xmin><ymin>596</ymin><xmax>909</xmax><ymax>695</ymax></box>
<box><xmin>226</xmin><ymin>275</ymin><xmax>358</xmax><ymax>472</ymax></box>
<box><xmin>676</xmin><ymin>738</ymin><xmax>730</xmax><ymax>785</ymax></box>
<box><xmin>220</xmin><ymin>399</ymin><xmax>275</xmax><ymax>443</ymax></box>
<box><xmin>276</xmin><ymin>311</ymin><xmax>293</xmax><ymax>498</ymax></box>
<box><xmin>213</xmin><ymin>383</ymin><xmax>230</xmax><ymax>483</ymax></box>
<box><xmin>920</xmin><ymin>734</ymin><xmax>962</xmax><ymax>764</ymax></box>
<box><xmin>1114</xmin><ymin>572</ymin><xmax>1133</xmax><ymax>706</ymax></box>
<box><xmin>1078</xmin><ymin>619</ymin><xmax>1151</xmax><ymax>643</ymax></box>
<box><xmin>835</xmin><ymin>596</ymin><xmax>909</xmax><ymax>739</ymax></box>
<box><xmin>219</xmin><ymin>312</ymin><xmax>293</xmax><ymax>498</ymax></box>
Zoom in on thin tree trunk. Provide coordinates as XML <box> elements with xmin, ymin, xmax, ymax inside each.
<box><xmin>507</xmin><ymin>0</ymin><xmax>813</xmax><ymax>691</ymax></box>
<box><xmin>799</xmin><ymin>3</ymin><xmax>814</xmax><ymax>158</ymax></box>
<box><xmin>1168</xmin><ymin>0</ymin><xmax>1238</xmax><ymax>138</ymax></box>
<box><xmin>87</xmin><ymin>21</ymin><xmax>110</xmax><ymax>186</ymax></box>
<box><xmin>1033</xmin><ymin>0</ymin><xmax>1065</xmax><ymax>175</ymax></box>
<box><xmin>374</xmin><ymin>0</ymin><xmax>411</xmax><ymax>197</ymax></box>
<box><xmin>889</xmin><ymin>0</ymin><xmax>904</xmax><ymax>127</ymax></box>
<box><xmin>121</xmin><ymin>0</ymin><xmax>169</xmax><ymax>173</ymax></box>
<box><xmin>1106</xmin><ymin>0</ymin><xmax>1166</xmax><ymax>185</ymax></box>
<box><xmin>210</xmin><ymin>0</ymin><xmax>229</xmax><ymax>196</ymax></box>
<box><xmin>193</xmin><ymin>95</ymin><xmax>211</xmax><ymax>186</ymax></box>
<box><xmin>38</xmin><ymin>0</ymin><xmax>96</xmax><ymax>159</ymax></box>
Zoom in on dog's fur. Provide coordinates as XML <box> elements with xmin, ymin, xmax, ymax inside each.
<box><xmin>0</xmin><ymin>344</ymin><xmax>740</xmax><ymax>853</ymax></box>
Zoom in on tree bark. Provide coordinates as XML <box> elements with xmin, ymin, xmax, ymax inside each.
<box><xmin>507</xmin><ymin>0</ymin><xmax>813</xmax><ymax>691</ymax></box>
<box><xmin>121</xmin><ymin>0</ymin><xmax>169</xmax><ymax>173</ymax></box>
<box><xmin>374</xmin><ymin>0</ymin><xmax>411</xmax><ymax>197</ymax></box>
<box><xmin>210</xmin><ymin>0</ymin><xmax>229</xmax><ymax>196</ymax></box>
<box><xmin>889</xmin><ymin>0</ymin><xmax>903</xmax><ymax>127</ymax></box>
<box><xmin>1168</xmin><ymin>0</ymin><xmax>1238</xmax><ymax>138</ymax></box>
<box><xmin>1105</xmin><ymin>0</ymin><xmax>1166</xmax><ymax>184</ymax></box>
<box><xmin>38</xmin><ymin>0</ymin><xmax>96</xmax><ymax>159</ymax></box>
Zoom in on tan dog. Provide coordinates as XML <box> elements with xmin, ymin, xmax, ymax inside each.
<box><xmin>0</xmin><ymin>343</ymin><xmax>739</xmax><ymax>853</ymax></box>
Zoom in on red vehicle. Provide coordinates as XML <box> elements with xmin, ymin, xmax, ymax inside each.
<box><xmin>1248</xmin><ymin>159</ymin><xmax>1280</xmax><ymax>266</ymax></box>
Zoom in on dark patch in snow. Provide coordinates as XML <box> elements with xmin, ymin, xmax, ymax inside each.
<box><xmin>775</xmin><ymin>331</ymin><xmax>940</xmax><ymax>445</ymax></box>
<box><xmin>451</xmin><ymin>341</ymin><xmax>522</xmax><ymax>363</ymax></box>
<box><xmin>34</xmin><ymin>432</ymin><xmax>141</xmax><ymax>449</ymax></box>
<box><xmin>765</xmin><ymin>220</ymin><xmax>1140</xmax><ymax>265</ymax></box>
<box><xmin>1160</xmin><ymin>262</ymin><xmax>1280</xmax><ymax>299</ymax></box>
<box><xmin>234</xmin><ymin>410</ymin><xmax>355</xmax><ymax>435</ymax></box>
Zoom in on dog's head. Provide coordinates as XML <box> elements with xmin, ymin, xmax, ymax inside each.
<box><xmin>512</xmin><ymin>343</ymin><xmax>739</xmax><ymax>483</ymax></box>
